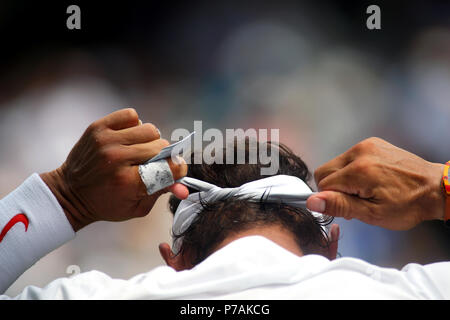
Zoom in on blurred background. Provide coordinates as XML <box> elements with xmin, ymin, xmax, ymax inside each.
<box><xmin>1</xmin><ymin>0</ymin><xmax>449</xmax><ymax>296</ymax></box>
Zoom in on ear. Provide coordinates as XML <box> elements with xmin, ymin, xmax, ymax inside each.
<box><xmin>158</xmin><ymin>242</ymin><xmax>191</xmax><ymax>271</ymax></box>
<box><xmin>327</xmin><ymin>224</ymin><xmax>340</xmax><ymax>260</ymax></box>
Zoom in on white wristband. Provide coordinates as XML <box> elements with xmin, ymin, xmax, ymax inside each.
<box><xmin>0</xmin><ymin>174</ymin><xmax>75</xmax><ymax>293</ymax></box>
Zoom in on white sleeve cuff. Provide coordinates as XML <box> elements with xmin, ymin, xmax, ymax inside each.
<box><xmin>0</xmin><ymin>173</ymin><xmax>76</xmax><ymax>293</ymax></box>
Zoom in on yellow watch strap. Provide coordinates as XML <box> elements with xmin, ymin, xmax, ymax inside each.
<box><xmin>443</xmin><ymin>161</ymin><xmax>450</xmax><ymax>223</ymax></box>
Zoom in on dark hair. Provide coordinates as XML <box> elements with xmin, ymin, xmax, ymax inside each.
<box><xmin>169</xmin><ymin>140</ymin><xmax>333</xmax><ymax>265</ymax></box>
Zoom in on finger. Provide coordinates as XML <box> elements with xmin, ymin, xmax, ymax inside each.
<box><xmin>327</xmin><ymin>223</ymin><xmax>340</xmax><ymax>260</ymax></box>
<box><xmin>168</xmin><ymin>183</ymin><xmax>189</xmax><ymax>200</ymax></box>
<box><xmin>307</xmin><ymin>190</ymin><xmax>371</xmax><ymax>221</ymax></box>
<box><xmin>137</xmin><ymin>156</ymin><xmax>187</xmax><ymax>196</ymax></box>
<box><xmin>116</xmin><ymin>123</ymin><xmax>161</xmax><ymax>145</ymax></box>
<box><xmin>134</xmin><ymin>195</ymin><xmax>159</xmax><ymax>217</ymax></box>
<box><xmin>140</xmin><ymin>182</ymin><xmax>189</xmax><ymax>203</ymax></box>
<box><xmin>329</xmin><ymin>224</ymin><xmax>340</xmax><ymax>243</ymax></box>
<box><xmin>167</xmin><ymin>156</ymin><xmax>188</xmax><ymax>181</ymax></box>
<box><xmin>316</xmin><ymin>163</ymin><xmax>362</xmax><ymax>193</ymax></box>
<box><xmin>317</xmin><ymin>159</ymin><xmax>376</xmax><ymax>199</ymax></box>
<box><xmin>102</xmin><ymin>108</ymin><xmax>140</xmax><ymax>130</ymax></box>
<box><xmin>125</xmin><ymin>139</ymin><xmax>170</xmax><ymax>164</ymax></box>
<box><xmin>314</xmin><ymin>152</ymin><xmax>353</xmax><ymax>186</ymax></box>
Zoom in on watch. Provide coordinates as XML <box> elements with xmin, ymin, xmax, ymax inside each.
<box><xmin>443</xmin><ymin>161</ymin><xmax>450</xmax><ymax>226</ymax></box>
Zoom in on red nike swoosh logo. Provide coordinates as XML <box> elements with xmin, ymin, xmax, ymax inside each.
<box><xmin>0</xmin><ymin>213</ymin><xmax>29</xmax><ymax>243</ymax></box>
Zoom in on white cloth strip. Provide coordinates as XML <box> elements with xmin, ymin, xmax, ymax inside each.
<box><xmin>139</xmin><ymin>160</ymin><xmax>175</xmax><ymax>195</ymax></box>
<box><xmin>143</xmin><ymin>132</ymin><xmax>195</xmax><ymax>164</ymax></box>
<box><xmin>173</xmin><ymin>175</ymin><xmax>324</xmax><ymax>254</ymax></box>
<box><xmin>138</xmin><ymin>132</ymin><xmax>195</xmax><ymax>195</ymax></box>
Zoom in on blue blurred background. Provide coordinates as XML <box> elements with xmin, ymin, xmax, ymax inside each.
<box><xmin>1</xmin><ymin>0</ymin><xmax>449</xmax><ymax>295</ymax></box>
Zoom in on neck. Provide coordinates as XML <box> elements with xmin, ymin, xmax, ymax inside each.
<box><xmin>212</xmin><ymin>225</ymin><xmax>304</xmax><ymax>257</ymax></box>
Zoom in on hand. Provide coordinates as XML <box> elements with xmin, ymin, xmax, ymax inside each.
<box><xmin>40</xmin><ymin>108</ymin><xmax>189</xmax><ymax>231</ymax></box>
<box><xmin>306</xmin><ymin>137</ymin><xmax>446</xmax><ymax>230</ymax></box>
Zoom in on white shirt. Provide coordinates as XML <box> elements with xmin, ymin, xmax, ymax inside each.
<box><xmin>1</xmin><ymin>175</ymin><xmax>450</xmax><ymax>299</ymax></box>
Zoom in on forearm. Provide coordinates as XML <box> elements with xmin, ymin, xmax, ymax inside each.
<box><xmin>0</xmin><ymin>174</ymin><xmax>75</xmax><ymax>293</ymax></box>
<box><xmin>428</xmin><ymin>162</ymin><xmax>446</xmax><ymax>221</ymax></box>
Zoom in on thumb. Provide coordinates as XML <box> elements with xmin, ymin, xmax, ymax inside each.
<box><xmin>168</xmin><ymin>183</ymin><xmax>189</xmax><ymax>200</ymax></box>
<box><xmin>307</xmin><ymin>190</ymin><xmax>368</xmax><ymax>220</ymax></box>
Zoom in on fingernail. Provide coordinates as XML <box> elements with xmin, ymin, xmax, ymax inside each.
<box><xmin>308</xmin><ymin>197</ymin><xmax>326</xmax><ymax>213</ymax></box>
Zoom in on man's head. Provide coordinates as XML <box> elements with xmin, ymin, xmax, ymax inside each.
<box><xmin>159</xmin><ymin>140</ymin><xmax>340</xmax><ymax>270</ymax></box>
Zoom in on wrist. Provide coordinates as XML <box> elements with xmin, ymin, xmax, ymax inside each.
<box><xmin>40</xmin><ymin>167</ymin><xmax>94</xmax><ymax>232</ymax></box>
<box><xmin>442</xmin><ymin>161</ymin><xmax>450</xmax><ymax>224</ymax></box>
<box><xmin>427</xmin><ymin>162</ymin><xmax>446</xmax><ymax>221</ymax></box>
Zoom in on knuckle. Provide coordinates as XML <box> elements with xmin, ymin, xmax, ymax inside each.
<box><xmin>94</xmin><ymin>131</ymin><xmax>110</xmax><ymax>146</ymax></box>
<box><xmin>93</xmin><ymin>129</ymin><xmax>119</xmax><ymax>150</ymax></box>
<box><xmin>122</xmin><ymin>108</ymin><xmax>139</xmax><ymax>122</ymax></box>
<box><xmin>172</xmin><ymin>160</ymin><xmax>188</xmax><ymax>179</ymax></box>
<box><xmin>328</xmin><ymin>194</ymin><xmax>346</xmax><ymax>218</ymax></box>
<box><xmin>367</xmin><ymin>136</ymin><xmax>384</xmax><ymax>144</ymax></box>
<box><xmin>353</xmin><ymin>137</ymin><xmax>382</xmax><ymax>154</ymax></box>
<box><xmin>314</xmin><ymin>166</ymin><xmax>324</xmax><ymax>183</ymax></box>
<box><xmin>166</xmin><ymin>157</ymin><xmax>184</xmax><ymax>180</ymax></box>
<box><xmin>317</xmin><ymin>179</ymin><xmax>327</xmax><ymax>191</ymax></box>
<box><xmin>352</xmin><ymin>157</ymin><xmax>372</xmax><ymax>172</ymax></box>
<box><xmin>99</xmin><ymin>146</ymin><xmax>122</xmax><ymax>163</ymax></box>
<box><xmin>87</xmin><ymin>120</ymin><xmax>102</xmax><ymax>134</ymax></box>
<box><xmin>159</xmin><ymin>138</ymin><xmax>170</xmax><ymax>148</ymax></box>
<box><xmin>334</xmin><ymin>197</ymin><xmax>346</xmax><ymax>218</ymax></box>
<box><xmin>351</xmin><ymin>141</ymin><xmax>366</xmax><ymax>154</ymax></box>
<box><xmin>362</xmin><ymin>137</ymin><xmax>378</xmax><ymax>150</ymax></box>
<box><xmin>353</xmin><ymin>139</ymin><xmax>371</xmax><ymax>154</ymax></box>
<box><xmin>142</xmin><ymin>123</ymin><xmax>160</xmax><ymax>139</ymax></box>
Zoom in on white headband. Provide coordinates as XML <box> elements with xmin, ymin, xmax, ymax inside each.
<box><xmin>173</xmin><ymin>175</ymin><xmax>326</xmax><ymax>254</ymax></box>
